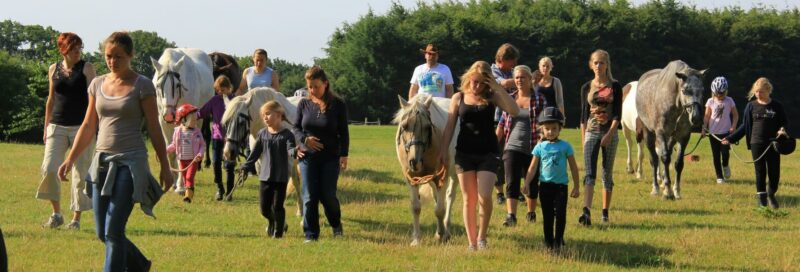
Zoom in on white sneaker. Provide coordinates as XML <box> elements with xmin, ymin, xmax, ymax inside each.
<box><xmin>722</xmin><ymin>166</ymin><xmax>731</xmax><ymax>179</ymax></box>
<box><xmin>716</xmin><ymin>178</ymin><xmax>725</xmax><ymax>184</ymax></box>
<box><xmin>66</xmin><ymin>220</ymin><xmax>80</xmax><ymax>230</ymax></box>
<box><xmin>42</xmin><ymin>214</ymin><xmax>64</xmax><ymax>229</ymax></box>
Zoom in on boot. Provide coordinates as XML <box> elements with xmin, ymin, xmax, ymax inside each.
<box><xmin>183</xmin><ymin>188</ymin><xmax>194</xmax><ymax>203</ymax></box>
<box><xmin>756</xmin><ymin>192</ymin><xmax>768</xmax><ymax>208</ymax></box>
<box><xmin>767</xmin><ymin>193</ymin><xmax>779</xmax><ymax>209</ymax></box>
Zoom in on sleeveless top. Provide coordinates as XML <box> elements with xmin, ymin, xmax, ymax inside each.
<box><xmin>536</xmin><ymin>84</ymin><xmax>557</xmax><ymax>110</ymax></box>
<box><xmin>51</xmin><ymin>60</ymin><xmax>89</xmax><ymax>126</ymax></box>
<box><xmin>246</xmin><ymin>67</ymin><xmax>273</xmax><ymax>90</ymax></box>
<box><xmin>506</xmin><ymin>109</ymin><xmax>532</xmax><ymax>153</ymax></box>
<box><xmin>456</xmin><ymin>94</ymin><xmax>497</xmax><ymax>155</ymax></box>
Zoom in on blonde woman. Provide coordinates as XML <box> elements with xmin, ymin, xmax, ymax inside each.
<box><xmin>578</xmin><ymin>49</ymin><xmax>622</xmax><ymax>226</ymax></box>
<box><xmin>722</xmin><ymin>78</ymin><xmax>788</xmax><ymax>208</ymax></box>
<box><xmin>536</xmin><ymin>57</ymin><xmax>565</xmax><ymax>116</ymax></box>
<box><xmin>441</xmin><ymin>61</ymin><xmax>518</xmax><ymax>250</ymax></box>
<box><xmin>237</xmin><ymin>48</ymin><xmax>279</xmax><ymax>95</ymax></box>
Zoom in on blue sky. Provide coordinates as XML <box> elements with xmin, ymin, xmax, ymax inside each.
<box><xmin>2</xmin><ymin>0</ymin><xmax>797</xmax><ymax>65</ymax></box>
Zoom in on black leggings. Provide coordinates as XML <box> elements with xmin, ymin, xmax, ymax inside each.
<box><xmin>1</xmin><ymin>227</ymin><xmax>6</xmax><ymax>272</ymax></box>
<box><xmin>259</xmin><ymin>181</ymin><xmax>288</xmax><ymax>236</ymax></box>
<box><xmin>751</xmin><ymin>143</ymin><xmax>780</xmax><ymax>194</ymax></box>
<box><xmin>539</xmin><ymin>183</ymin><xmax>568</xmax><ymax>247</ymax></box>
<box><xmin>212</xmin><ymin>140</ymin><xmax>235</xmax><ymax>194</ymax></box>
<box><xmin>503</xmin><ymin>150</ymin><xmax>536</xmax><ymax>199</ymax></box>
<box><xmin>709</xmin><ymin>133</ymin><xmax>730</xmax><ymax>179</ymax></box>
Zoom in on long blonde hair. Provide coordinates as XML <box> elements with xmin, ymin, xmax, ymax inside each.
<box><xmin>589</xmin><ymin>49</ymin><xmax>615</xmax><ymax>81</ymax></box>
<box><xmin>260</xmin><ymin>100</ymin><xmax>287</xmax><ymax>122</ymax></box>
<box><xmin>460</xmin><ymin>61</ymin><xmax>493</xmax><ymax>102</ymax></box>
<box><xmin>748</xmin><ymin>77</ymin><xmax>773</xmax><ymax>100</ymax></box>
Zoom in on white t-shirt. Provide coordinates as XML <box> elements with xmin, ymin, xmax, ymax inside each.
<box><xmin>410</xmin><ymin>63</ymin><xmax>454</xmax><ymax>98</ymax></box>
<box><xmin>705</xmin><ymin>96</ymin><xmax>736</xmax><ymax>134</ymax></box>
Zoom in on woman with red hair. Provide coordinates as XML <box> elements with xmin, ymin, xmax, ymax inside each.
<box><xmin>37</xmin><ymin>32</ymin><xmax>96</xmax><ymax>230</ymax></box>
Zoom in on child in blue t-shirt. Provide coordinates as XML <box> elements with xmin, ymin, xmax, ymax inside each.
<box><xmin>523</xmin><ymin>107</ymin><xmax>580</xmax><ymax>251</ymax></box>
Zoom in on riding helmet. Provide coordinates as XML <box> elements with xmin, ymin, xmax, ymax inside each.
<box><xmin>710</xmin><ymin>76</ymin><xmax>728</xmax><ymax>95</ymax></box>
<box><xmin>774</xmin><ymin>134</ymin><xmax>796</xmax><ymax>155</ymax></box>
<box><xmin>175</xmin><ymin>103</ymin><xmax>199</xmax><ymax>124</ymax></box>
<box><xmin>537</xmin><ymin>107</ymin><xmax>565</xmax><ymax>125</ymax></box>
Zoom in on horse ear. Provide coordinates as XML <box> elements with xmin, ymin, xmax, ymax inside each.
<box><xmin>174</xmin><ymin>56</ymin><xmax>186</xmax><ymax>71</ymax></box>
<box><xmin>398</xmin><ymin>95</ymin><xmax>409</xmax><ymax>109</ymax></box>
<box><xmin>151</xmin><ymin>57</ymin><xmax>162</xmax><ymax>74</ymax></box>
<box><xmin>423</xmin><ymin>95</ymin><xmax>433</xmax><ymax>108</ymax></box>
<box><xmin>699</xmin><ymin>69</ymin><xmax>709</xmax><ymax>77</ymax></box>
<box><xmin>675</xmin><ymin>72</ymin><xmax>688</xmax><ymax>81</ymax></box>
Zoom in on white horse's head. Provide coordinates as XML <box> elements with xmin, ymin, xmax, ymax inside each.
<box><xmin>221</xmin><ymin>87</ymin><xmax>297</xmax><ymax>162</ymax></box>
<box><xmin>152</xmin><ymin>55</ymin><xmax>187</xmax><ymax>123</ymax></box>
<box><xmin>394</xmin><ymin>94</ymin><xmax>435</xmax><ymax>174</ymax></box>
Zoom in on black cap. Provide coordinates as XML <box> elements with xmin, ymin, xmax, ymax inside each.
<box><xmin>537</xmin><ymin>107</ymin><xmax>564</xmax><ymax>125</ymax></box>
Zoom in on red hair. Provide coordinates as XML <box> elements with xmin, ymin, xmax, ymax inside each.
<box><xmin>57</xmin><ymin>32</ymin><xmax>82</xmax><ymax>55</ymax></box>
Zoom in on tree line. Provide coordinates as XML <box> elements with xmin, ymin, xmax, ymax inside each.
<box><xmin>2</xmin><ymin>0</ymin><xmax>799</xmax><ymax>141</ymax></box>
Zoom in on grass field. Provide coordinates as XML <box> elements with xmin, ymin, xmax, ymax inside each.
<box><xmin>1</xmin><ymin>126</ymin><xmax>798</xmax><ymax>271</ymax></box>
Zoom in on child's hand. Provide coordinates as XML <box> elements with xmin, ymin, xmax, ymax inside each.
<box><xmin>570</xmin><ymin>187</ymin><xmax>580</xmax><ymax>198</ymax></box>
<box><xmin>193</xmin><ymin>155</ymin><xmax>203</xmax><ymax>163</ymax></box>
<box><xmin>720</xmin><ymin>138</ymin><xmax>730</xmax><ymax>145</ymax></box>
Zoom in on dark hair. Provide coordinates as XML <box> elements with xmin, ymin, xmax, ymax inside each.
<box><xmin>214</xmin><ymin>75</ymin><xmax>233</xmax><ymax>90</ymax></box>
<box><xmin>495</xmin><ymin>43</ymin><xmax>519</xmax><ymax>62</ymax></box>
<box><xmin>57</xmin><ymin>32</ymin><xmax>82</xmax><ymax>55</ymax></box>
<box><xmin>103</xmin><ymin>32</ymin><xmax>134</xmax><ymax>56</ymax></box>
<box><xmin>304</xmin><ymin>66</ymin><xmax>341</xmax><ymax>107</ymax></box>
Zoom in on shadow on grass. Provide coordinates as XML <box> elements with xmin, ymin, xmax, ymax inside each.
<box><xmin>127</xmin><ymin>228</ymin><xmax>262</xmax><ymax>239</ymax></box>
<box><xmin>338</xmin><ymin>186</ymin><xmax>403</xmax><ymax>203</ymax></box>
<box><xmin>606</xmin><ymin>221</ymin><xmax>782</xmax><ymax>232</ymax></box>
<box><xmin>616</xmin><ymin>207</ymin><xmax>719</xmax><ymax>216</ymax></box>
<box><xmin>346</xmin><ymin>217</ymin><xmax>464</xmax><ymax>246</ymax></box>
<box><xmin>565</xmin><ymin>239</ymin><xmax>673</xmax><ymax>268</ymax></box>
<box><xmin>341</xmin><ymin>168</ymin><xmax>404</xmax><ymax>185</ymax></box>
<box><xmin>777</xmin><ymin>194</ymin><xmax>800</xmax><ymax>208</ymax></box>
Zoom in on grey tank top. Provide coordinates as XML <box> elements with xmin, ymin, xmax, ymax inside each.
<box><xmin>89</xmin><ymin>74</ymin><xmax>157</xmax><ymax>153</ymax></box>
<box><xmin>506</xmin><ymin>109</ymin><xmax>532</xmax><ymax>153</ymax></box>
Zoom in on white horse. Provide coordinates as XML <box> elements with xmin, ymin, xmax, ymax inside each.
<box><xmin>394</xmin><ymin>94</ymin><xmax>457</xmax><ymax>246</ymax></box>
<box><xmin>221</xmin><ymin>87</ymin><xmax>303</xmax><ymax>215</ymax></box>
<box><xmin>621</xmin><ymin>81</ymin><xmax>644</xmax><ymax>179</ymax></box>
<box><xmin>151</xmin><ymin>48</ymin><xmax>215</xmax><ymax>193</ymax></box>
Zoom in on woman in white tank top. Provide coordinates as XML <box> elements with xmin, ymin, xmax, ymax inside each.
<box><xmin>237</xmin><ymin>48</ymin><xmax>280</xmax><ymax>95</ymax></box>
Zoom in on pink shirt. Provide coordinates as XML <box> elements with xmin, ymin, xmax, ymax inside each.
<box><xmin>166</xmin><ymin>127</ymin><xmax>205</xmax><ymax>160</ymax></box>
<box><xmin>705</xmin><ymin>96</ymin><xmax>736</xmax><ymax>134</ymax></box>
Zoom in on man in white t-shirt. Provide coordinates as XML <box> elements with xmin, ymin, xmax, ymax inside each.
<box><xmin>408</xmin><ymin>43</ymin><xmax>454</xmax><ymax>99</ymax></box>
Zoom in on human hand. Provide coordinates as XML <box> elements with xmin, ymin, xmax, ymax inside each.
<box><xmin>297</xmin><ymin>148</ymin><xmax>306</xmax><ymax>159</ymax></box>
<box><xmin>305</xmin><ymin>136</ymin><xmax>324</xmax><ymax>151</ymax></box>
<box><xmin>340</xmin><ymin>157</ymin><xmax>348</xmax><ymax>171</ymax></box>
<box><xmin>194</xmin><ymin>155</ymin><xmax>203</xmax><ymax>163</ymax></box>
<box><xmin>600</xmin><ymin>133</ymin><xmax>612</xmax><ymax>147</ymax></box>
<box><xmin>522</xmin><ymin>184</ymin><xmax>529</xmax><ymax>195</ymax></box>
<box><xmin>57</xmin><ymin>159</ymin><xmax>74</xmax><ymax>182</ymax></box>
<box><xmin>720</xmin><ymin>139</ymin><xmax>730</xmax><ymax>145</ymax></box>
<box><xmin>570</xmin><ymin>187</ymin><xmax>580</xmax><ymax>198</ymax></box>
<box><xmin>42</xmin><ymin>129</ymin><xmax>47</xmax><ymax>144</ymax></box>
<box><xmin>159</xmin><ymin>165</ymin><xmax>174</xmax><ymax>191</ymax></box>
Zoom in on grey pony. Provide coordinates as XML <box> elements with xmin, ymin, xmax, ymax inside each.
<box><xmin>636</xmin><ymin>60</ymin><xmax>706</xmax><ymax>199</ymax></box>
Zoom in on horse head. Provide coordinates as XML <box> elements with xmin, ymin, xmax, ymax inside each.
<box><xmin>675</xmin><ymin>68</ymin><xmax>707</xmax><ymax>127</ymax></box>
<box><xmin>152</xmin><ymin>56</ymin><xmax>188</xmax><ymax>123</ymax></box>
<box><xmin>209</xmin><ymin>52</ymin><xmax>242</xmax><ymax>87</ymax></box>
<box><xmin>395</xmin><ymin>95</ymin><xmax>435</xmax><ymax>174</ymax></box>
<box><xmin>222</xmin><ymin>96</ymin><xmax>252</xmax><ymax>162</ymax></box>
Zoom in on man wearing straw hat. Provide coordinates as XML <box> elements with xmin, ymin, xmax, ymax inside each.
<box><xmin>408</xmin><ymin>43</ymin><xmax>454</xmax><ymax>99</ymax></box>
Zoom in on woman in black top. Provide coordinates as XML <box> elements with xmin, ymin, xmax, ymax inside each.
<box><xmin>293</xmin><ymin>66</ymin><xmax>350</xmax><ymax>242</ymax></box>
<box><xmin>441</xmin><ymin>61</ymin><xmax>518</xmax><ymax>250</ymax></box>
<box><xmin>37</xmin><ymin>32</ymin><xmax>96</xmax><ymax>230</ymax></box>
<box><xmin>722</xmin><ymin>77</ymin><xmax>788</xmax><ymax>208</ymax></box>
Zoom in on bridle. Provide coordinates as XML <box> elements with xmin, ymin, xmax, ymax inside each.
<box><xmin>397</xmin><ymin>108</ymin><xmax>447</xmax><ymax>187</ymax></box>
<box><xmin>158</xmin><ymin>70</ymin><xmax>187</xmax><ymax>122</ymax></box>
<box><xmin>226</xmin><ymin>108</ymin><xmax>252</xmax><ymax>161</ymax></box>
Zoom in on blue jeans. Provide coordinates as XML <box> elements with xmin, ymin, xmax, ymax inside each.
<box><xmin>93</xmin><ymin>165</ymin><xmax>149</xmax><ymax>272</ymax></box>
<box><xmin>300</xmin><ymin>155</ymin><xmax>342</xmax><ymax>239</ymax></box>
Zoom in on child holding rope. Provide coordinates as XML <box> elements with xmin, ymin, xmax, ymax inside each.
<box><xmin>523</xmin><ymin>107</ymin><xmax>580</xmax><ymax>251</ymax></box>
<box><xmin>166</xmin><ymin>104</ymin><xmax>205</xmax><ymax>203</ymax></box>
<box><xmin>199</xmin><ymin>76</ymin><xmax>235</xmax><ymax>201</ymax></box>
<box><xmin>722</xmin><ymin>77</ymin><xmax>788</xmax><ymax>208</ymax></box>
<box><xmin>702</xmin><ymin>76</ymin><xmax>738</xmax><ymax>184</ymax></box>
<box><xmin>241</xmin><ymin>101</ymin><xmax>296</xmax><ymax>238</ymax></box>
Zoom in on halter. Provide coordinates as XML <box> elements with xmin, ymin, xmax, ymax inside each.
<box><xmin>397</xmin><ymin>108</ymin><xmax>446</xmax><ymax>187</ymax></box>
<box><xmin>158</xmin><ymin>70</ymin><xmax>187</xmax><ymax>122</ymax></box>
<box><xmin>226</xmin><ymin>109</ymin><xmax>252</xmax><ymax>161</ymax></box>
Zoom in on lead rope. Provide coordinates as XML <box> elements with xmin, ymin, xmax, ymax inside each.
<box><xmin>704</xmin><ymin>128</ymin><xmax>774</xmax><ymax>164</ymax></box>
<box><xmin>403</xmin><ymin>163</ymin><xmax>448</xmax><ymax>188</ymax></box>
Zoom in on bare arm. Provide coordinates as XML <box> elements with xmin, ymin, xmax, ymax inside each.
<box><xmin>568</xmin><ymin>155</ymin><xmax>580</xmax><ymax>198</ymax></box>
<box><xmin>445</xmin><ymin>84</ymin><xmax>454</xmax><ymax>98</ymax></box>
<box><xmin>236</xmin><ymin>68</ymin><xmax>249</xmax><ymax>96</ymax></box>
<box><xmin>57</xmin><ymin>95</ymin><xmax>99</xmax><ymax>180</ymax></box>
<box><xmin>488</xmin><ymin>81</ymin><xmax>519</xmax><ymax>116</ymax></box>
<box><xmin>500</xmin><ymin>78</ymin><xmax>515</xmax><ymax>89</ymax></box>
<box><xmin>703</xmin><ymin>106</ymin><xmax>712</xmax><ymax>130</ymax></box>
<box><xmin>142</xmin><ymin>96</ymin><xmax>174</xmax><ymax>189</ymax></box>
<box><xmin>408</xmin><ymin>84</ymin><xmax>419</xmax><ymax>99</ymax></box>
<box><xmin>43</xmin><ymin>64</ymin><xmax>56</xmax><ymax>143</ymax></box>
<box><xmin>84</xmin><ymin>62</ymin><xmax>97</xmax><ymax>86</ymax></box>
<box><xmin>730</xmin><ymin>105</ymin><xmax>739</xmax><ymax>133</ymax></box>
<box><xmin>271</xmin><ymin>69</ymin><xmax>280</xmax><ymax>91</ymax></box>
<box><xmin>524</xmin><ymin>156</ymin><xmax>540</xmax><ymax>187</ymax></box>
<box><xmin>440</xmin><ymin>93</ymin><xmax>461</xmax><ymax>162</ymax></box>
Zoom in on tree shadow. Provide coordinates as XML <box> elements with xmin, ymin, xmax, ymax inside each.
<box><xmin>341</xmin><ymin>168</ymin><xmax>405</xmax><ymax>185</ymax></box>
<box><xmin>777</xmin><ymin>194</ymin><xmax>800</xmax><ymax>208</ymax></box>
<box><xmin>564</xmin><ymin>239</ymin><xmax>674</xmax><ymax>268</ymax></box>
<box><xmin>127</xmin><ymin>228</ymin><xmax>262</xmax><ymax>239</ymax></box>
<box><xmin>338</xmin><ymin>186</ymin><xmax>404</xmax><ymax>203</ymax></box>
<box><xmin>616</xmin><ymin>207</ymin><xmax>719</xmax><ymax>216</ymax></box>
<box><xmin>345</xmin><ymin>217</ymin><xmax>464</xmax><ymax>246</ymax></box>
<box><xmin>606</xmin><ymin>221</ymin><xmax>782</xmax><ymax>232</ymax></box>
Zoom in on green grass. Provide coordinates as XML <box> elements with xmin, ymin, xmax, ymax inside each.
<box><xmin>1</xmin><ymin>126</ymin><xmax>798</xmax><ymax>271</ymax></box>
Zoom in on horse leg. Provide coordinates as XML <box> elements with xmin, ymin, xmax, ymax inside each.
<box><xmin>673</xmin><ymin>137</ymin><xmax>690</xmax><ymax>199</ymax></box>
<box><xmin>622</xmin><ymin>127</ymin><xmax>635</xmax><ymax>174</ymax></box>
<box><xmin>409</xmin><ymin>185</ymin><xmax>422</xmax><ymax>246</ymax></box>
<box><xmin>291</xmin><ymin>160</ymin><xmax>304</xmax><ymax>217</ymax></box>
<box><xmin>636</xmin><ymin>135</ymin><xmax>644</xmax><ymax>179</ymax></box>
<box><xmin>645</xmin><ymin>131</ymin><xmax>660</xmax><ymax>195</ymax></box>
<box><xmin>433</xmin><ymin>183</ymin><xmax>448</xmax><ymax>243</ymax></box>
<box><xmin>444</xmin><ymin>168</ymin><xmax>457</xmax><ymax>241</ymax></box>
<box><xmin>658</xmin><ymin>135</ymin><xmax>675</xmax><ymax>200</ymax></box>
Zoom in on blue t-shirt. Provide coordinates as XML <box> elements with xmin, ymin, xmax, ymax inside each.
<box><xmin>531</xmin><ymin>139</ymin><xmax>574</xmax><ymax>185</ymax></box>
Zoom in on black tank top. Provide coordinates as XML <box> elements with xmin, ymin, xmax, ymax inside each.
<box><xmin>51</xmin><ymin>60</ymin><xmax>88</xmax><ymax>126</ymax></box>
<box><xmin>456</xmin><ymin>94</ymin><xmax>497</xmax><ymax>155</ymax></box>
<box><xmin>536</xmin><ymin>84</ymin><xmax>557</xmax><ymax>109</ymax></box>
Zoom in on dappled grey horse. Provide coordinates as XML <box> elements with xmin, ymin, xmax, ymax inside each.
<box><xmin>636</xmin><ymin>60</ymin><xmax>706</xmax><ymax>199</ymax></box>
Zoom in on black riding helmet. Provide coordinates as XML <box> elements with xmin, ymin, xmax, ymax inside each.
<box><xmin>773</xmin><ymin>134</ymin><xmax>796</xmax><ymax>155</ymax></box>
<box><xmin>537</xmin><ymin>107</ymin><xmax>565</xmax><ymax>125</ymax></box>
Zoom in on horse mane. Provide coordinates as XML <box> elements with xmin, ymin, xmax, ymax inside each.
<box><xmin>221</xmin><ymin>95</ymin><xmax>250</xmax><ymax>125</ymax></box>
<box><xmin>655</xmin><ymin>60</ymin><xmax>689</xmax><ymax>88</ymax></box>
<box><xmin>393</xmin><ymin>94</ymin><xmax>433</xmax><ymax>125</ymax></box>
<box><xmin>221</xmin><ymin>87</ymin><xmax>298</xmax><ymax>126</ymax></box>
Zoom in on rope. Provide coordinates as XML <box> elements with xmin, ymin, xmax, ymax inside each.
<box><xmin>226</xmin><ymin>168</ymin><xmax>249</xmax><ymax>199</ymax></box>
<box><xmin>681</xmin><ymin>133</ymin><xmax>705</xmax><ymax>157</ymax></box>
<box><xmin>403</xmin><ymin>163</ymin><xmax>448</xmax><ymax>188</ymax></box>
<box><xmin>704</xmin><ymin>129</ymin><xmax>774</xmax><ymax>164</ymax></box>
<box><xmin>169</xmin><ymin>161</ymin><xmax>197</xmax><ymax>173</ymax></box>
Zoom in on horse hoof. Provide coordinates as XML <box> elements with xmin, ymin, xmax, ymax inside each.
<box><xmin>435</xmin><ymin>233</ymin><xmax>450</xmax><ymax>243</ymax></box>
<box><xmin>650</xmin><ymin>188</ymin><xmax>660</xmax><ymax>196</ymax></box>
<box><xmin>663</xmin><ymin>194</ymin><xmax>675</xmax><ymax>200</ymax></box>
<box><xmin>410</xmin><ymin>239</ymin><xmax>420</xmax><ymax>246</ymax></box>
<box><xmin>635</xmin><ymin>173</ymin><xmax>642</xmax><ymax>179</ymax></box>
<box><xmin>626</xmin><ymin>168</ymin><xmax>634</xmax><ymax>174</ymax></box>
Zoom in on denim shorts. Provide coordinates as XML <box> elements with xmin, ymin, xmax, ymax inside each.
<box><xmin>454</xmin><ymin>152</ymin><xmax>500</xmax><ymax>174</ymax></box>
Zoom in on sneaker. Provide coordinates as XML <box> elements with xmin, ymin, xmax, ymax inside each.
<box><xmin>578</xmin><ymin>213</ymin><xmax>592</xmax><ymax>226</ymax></box>
<box><xmin>722</xmin><ymin>166</ymin><xmax>731</xmax><ymax>179</ymax></box>
<box><xmin>304</xmin><ymin>237</ymin><xmax>318</xmax><ymax>243</ymax></box>
<box><xmin>214</xmin><ymin>191</ymin><xmax>223</xmax><ymax>201</ymax></box>
<box><xmin>477</xmin><ymin>239</ymin><xmax>488</xmax><ymax>250</ymax></box>
<box><xmin>183</xmin><ymin>197</ymin><xmax>192</xmax><ymax>203</ymax></box>
<box><xmin>767</xmin><ymin>194</ymin><xmax>780</xmax><ymax>209</ymax></box>
<box><xmin>526</xmin><ymin>212</ymin><xmax>536</xmax><ymax>223</ymax></box>
<box><xmin>224</xmin><ymin>194</ymin><xmax>233</xmax><ymax>202</ymax></box>
<box><xmin>601</xmin><ymin>215</ymin><xmax>609</xmax><ymax>223</ymax></box>
<box><xmin>266</xmin><ymin>225</ymin><xmax>274</xmax><ymax>236</ymax></box>
<box><xmin>496</xmin><ymin>193</ymin><xmax>506</xmax><ymax>205</ymax></box>
<box><xmin>66</xmin><ymin>220</ymin><xmax>80</xmax><ymax>230</ymax></box>
<box><xmin>333</xmin><ymin>226</ymin><xmax>343</xmax><ymax>237</ymax></box>
<box><xmin>502</xmin><ymin>214</ymin><xmax>517</xmax><ymax>227</ymax></box>
<box><xmin>467</xmin><ymin>244</ymin><xmax>477</xmax><ymax>251</ymax></box>
<box><xmin>42</xmin><ymin>214</ymin><xmax>64</xmax><ymax>229</ymax></box>
<box><xmin>716</xmin><ymin>178</ymin><xmax>725</xmax><ymax>184</ymax></box>
<box><xmin>757</xmin><ymin>192</ymin><xmax>768</xmax><ymax>207</ymax></box>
